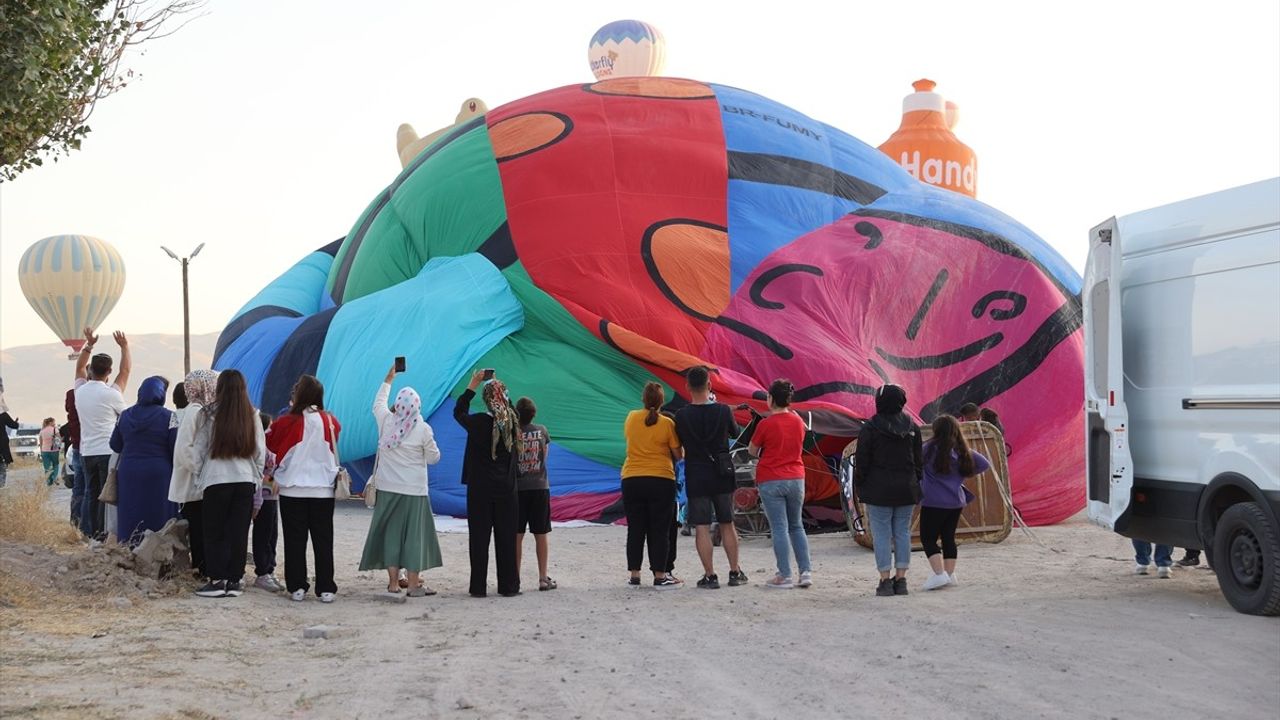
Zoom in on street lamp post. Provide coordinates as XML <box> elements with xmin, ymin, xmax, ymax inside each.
<box><xmin>161</xmin><ymin>243</ymin><xmax>205</xmax><ymax>376</ymax></box>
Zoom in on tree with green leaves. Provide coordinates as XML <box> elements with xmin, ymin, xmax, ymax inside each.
<box><xmin>0</xmin><ymin>0</ymin><xmax>203</xmax><ymax>181</ymax></box>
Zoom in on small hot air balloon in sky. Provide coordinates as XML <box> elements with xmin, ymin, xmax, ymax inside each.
<box><xmin>18</xmin><ymin>235</ymin><xmax>127</xmax><ymax>355</ymax></box>
<box><xmin>587</xmin><ymin>20</ymin><xmax>666</xmax><ymax>80</ymax></box>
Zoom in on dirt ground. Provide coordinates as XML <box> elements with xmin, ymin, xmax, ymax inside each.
<box><xmin>1</xmin><ymin>464</ymin><xmax>1277</xmax><ymax>720</ymax></box>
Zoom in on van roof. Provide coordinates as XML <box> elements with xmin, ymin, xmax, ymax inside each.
<box><xmin>1117</xmin><ymin>177</ymin><xmax>1279</xmax><ymax>256</ymax></box>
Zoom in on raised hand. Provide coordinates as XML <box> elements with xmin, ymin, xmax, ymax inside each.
<box><xmin>83</xmin><ymin>327</ymin><xmax>99</xmax><ymax>347</ymax></box>
<box><xmin>113</xmin><ymin>331</ymin><xmax>128</xmax><ymax>347</ymax></box>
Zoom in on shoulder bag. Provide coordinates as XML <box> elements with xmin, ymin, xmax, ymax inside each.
<box><xmin>99</xmin><ymin>465</ymin><xmax>119</xmax><ymax>505</ymax></box>
<box><xmin>693</xmin><ymin>405</ymin><xmax>735</xmax><ymax>481</ymax></box>
<box><xmin>363</xmin><ymin>447</ymin><xmax>379</xmax><ymax>509</ymax></box>
<box><xmin>323</xmin><ymin>412</ymin><xmax>351</xmax><ymax>501</ymax></box>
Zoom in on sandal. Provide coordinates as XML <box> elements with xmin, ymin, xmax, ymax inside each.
<box><xmin>398</xmin><ymin>571</ymin><xmax>409</xmax><ymax>589</ymax></box>
<box><xmin>407</xmin><ymin>585</ymin><xmax>437</xmax><ymax>597</ymax></box>
<box><xmin>539</xmin><ymin>577</ymin><xmax>557</xmax><ymax>591</ymax></box>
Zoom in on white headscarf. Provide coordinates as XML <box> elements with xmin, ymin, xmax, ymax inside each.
<box><xmin>381</xmin><ymin>386</ymin><xmax>422</xmax><ymax>449</ymax></box>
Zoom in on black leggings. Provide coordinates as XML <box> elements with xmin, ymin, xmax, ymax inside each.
<box><xmin>622</xmin><ymin>476</ymin><xmax>675</xmax><ymax>573</ymax></box>
<box><xmin>919</xmin><ymin>506</ymin><xmax>963</xmax><ymax>559</ymax></box>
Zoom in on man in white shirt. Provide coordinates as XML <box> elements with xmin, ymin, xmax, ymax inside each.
<box><xmin>73</xmin><ymin>327</ymin><xmax>131</xmax><ymax>541</ymax></box>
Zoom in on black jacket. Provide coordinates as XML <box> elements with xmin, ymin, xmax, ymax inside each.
<box><xmin>854</xmin><ymin>416</ymin><xmax>923</xmax><ymax>507</ymax></box>
<box><xmin>0</xmin><ymin>412</ymin><xmax>18</xmax><ymax>465</ymax></box>
<box><xmin>453</xmin><ymin>389</ymin><xmax>517</xmax><ymax>498</ymax></box>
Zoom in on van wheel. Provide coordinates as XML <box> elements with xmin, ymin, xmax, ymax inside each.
<box><xmin>1212</xmin><ymin>502</ymin><xmax>1280</xmax><ymax>616</ymax></box>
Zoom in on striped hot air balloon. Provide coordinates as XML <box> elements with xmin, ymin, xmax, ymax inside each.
<box><xmin>17</xmin><ymin>235</ymin><xmax>127</xmax><ymax>354</ymax></box>
<box><xmin>587</xmin><ymin>20</ymin><xmax>666</xmax><ymax>80</ymax></box>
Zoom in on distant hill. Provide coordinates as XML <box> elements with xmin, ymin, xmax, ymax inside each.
<box><xmin>0</xmin><ymin>333</ymin><xmax>219</xmax><ymax>426</ymax></box>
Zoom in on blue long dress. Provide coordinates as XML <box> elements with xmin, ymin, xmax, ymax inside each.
<box><xmin>110</xmin><ymin>377</ymin><xmax>178</xmax><ymax>546</ymax></box>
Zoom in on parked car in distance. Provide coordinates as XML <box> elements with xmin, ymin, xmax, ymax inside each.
<box><xmin>9</xmin><ymin>425</ymin><xmax>40</xmax><ymax>458</ymax></box>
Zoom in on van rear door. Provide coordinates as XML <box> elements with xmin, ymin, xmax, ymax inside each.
<box><xmin>1084</xmin><ymin>218</ymin><xmax>1134</xmax><ymax>530</ymax></box>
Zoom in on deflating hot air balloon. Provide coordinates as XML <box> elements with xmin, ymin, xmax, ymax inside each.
<box><xmin>588</xmin><ymin>20</ymin><xmax>665</xmax><ymax>80</ymax></box>
<box><xmin>215</xmin><ymin>77</ymin><xmax>1085</xmax><ymax>527</ymax></box>
<box><xmin>18</xmin><ymin>235</ymin><xmax>126</xmax><ymax>354</ymax></box>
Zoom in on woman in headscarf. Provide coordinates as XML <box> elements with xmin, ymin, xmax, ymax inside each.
<box><xmin>854</xmin><ymin>384</ymin><xmax>923</xmax><ymax>598</ymax></box>
<box><xmin>171</xmin><ymin>369</ymin><xmax>218</xmax><ymax>577</ymax></box>
<box><xmin>110</xmin><ymin>376</ymin><xmax>178</xmax><ymax>546</ymax></box>
<box><xmin>360</xmin><ymin>363</ymin><xmax>443</xmax><ymax>596</ymax></box>
<box><xmin>266</xmin><ymin>374</ymin><xmax>343</xmax><ymax>603</ymax></box>
<box><xmin>454</xmin><ymin>369</ymin><xmax>522</xmax><ymax>598</ymax></box>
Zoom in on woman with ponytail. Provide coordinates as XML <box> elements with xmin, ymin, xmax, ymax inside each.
<box><xmin>919</xmin><ymin>414</ymin><xmax>989</xmax><ymax>591</ymax></box>
<box><xmin>621</xmin><ymin>382</ymin><xmax>683</xmax><ymax>590</ymax></box>
<box><xmin>748</xmin><ymin>379</ymin><xmax>813</xmax><ymax>589</ymax></box>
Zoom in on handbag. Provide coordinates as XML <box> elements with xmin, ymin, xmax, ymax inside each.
<box><xmin>99</xmin><ymin>466</ymin><xmax>119</xmax><ymax>505</ymax></box>
<box><xmin>363</xmin><ymin>448</ymin><xmax>379</xmax><ymax>509</ymax></box>
<box><xmin>322</xmin><ymin>412</ymin><xmax>351</xmax><ymax>501</ymax></box>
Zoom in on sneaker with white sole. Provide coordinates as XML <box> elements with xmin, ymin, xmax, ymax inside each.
<box><xmin>195</xmin><ymin>580</ymin><xmax>227</xmax><ymax>598</ymax></box>
<box><xmin>1156</xmin><ymin>566</ymin><xmax>1172</xmax><ymax>579</ymax></box>
<box><xmin>254</xmin><ymin>575</ymin><xmax>284</xmax><ymax>593</ymax></box>
<box><xmin>947</xmin><ymin>573</ymin><xmax>959</xmax><ymax>587</ymax></box>
<box><xmin>289</xmin><ymin>589</ymin><xmax>306</xmax><ymax>602</ymax></box>
<box><xmin>224</xmin><ymin>580</ymin><xmax>244</xmax><ymax>597</ymax></box>
<box><xmin>765</xmin><ymin>575</ymin><xmax>794</xmax><ymax>589</ymax></box>
<box><xmin>1134</xmin><ymin>564</ymin><xmax>1150</xmax><ymax>575</ymax></box>
<box><xmin>797</xmin><ymin>572</ymin><xmax>812</xmax><ymax>588</ymax></box>
<box><xmin>319</xmin><ymin>592</ymin><xmax>336</xmax><ymax>603</ymax></box>
<box><xmin>922</xmin><ymin>572</ymin><xmax>950</xmax><ymax>591</ymax></box>
<box><xmin>653</xmin><ymin>577</ymin><xmax>681</xmax><ymax>591</ymax></box>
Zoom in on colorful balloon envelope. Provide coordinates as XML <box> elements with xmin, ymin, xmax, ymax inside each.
<box><xmin>215</xmin><ymin>78</ymin><xmax>1084</xmax><ymax>527</ymax></box>
<box><xmin>18</xmin><ymin>235</ymin><xmax>126</xmax><ymax>353</ymax></box>
<box><xmin>588</xmin><ymin>19</ymin><xmax>666</xmax><ymax>80</ymax></box>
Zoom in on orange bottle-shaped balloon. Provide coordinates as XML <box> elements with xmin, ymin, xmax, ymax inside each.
<box><xmin>879</xmin><ymin>79</ymin><xmax>977</xmax><ymax>198</ymax></box>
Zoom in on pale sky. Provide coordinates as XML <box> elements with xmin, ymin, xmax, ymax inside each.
<box><xmin>1</xmin><ymin>0</ymin><xmax>1277</xmax><ymax>349</ymax></box>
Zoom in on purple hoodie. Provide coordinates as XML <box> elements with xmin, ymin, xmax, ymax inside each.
<box><xmin>919</xmin><ymin>441</ymin><xmax>991</xmax><ymax>509</ymax></box>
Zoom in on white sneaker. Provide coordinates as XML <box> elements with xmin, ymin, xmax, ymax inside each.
<box><xmin>1134</xmin><ymin>564</ymin><xmax>1150</xmax><ymax>575</ymax></box>
<box><xmin>319</xmin><ymin>592</ymin><xmax>336</xmax><ymax>603</ymax></box>
<box><xmin>922</xmin><ymin>572</ymin><xmax>950</xmax><ymax>591</ymax></box>
<box><xmin>765</xmin><ymin>575</ymin><xmax>793</xmax><ymax>589</ymax></box>
<box><xmin>1157</xmin><ymin>566</ymin><xmax>1172</xmax><ymax>579</ymax></box>
<box><xmin>797</xmin><ymin>571</ymin><xmax>813</xmax><ymax>588</ymax></box>
<box><xmin>290</xmin><ymin>589</ymin><xmax>306</xmax><ymax>602</ymax></box>
<box><xmin>947</xmin><ymin>572</ymin><xmax>959</xmax><ymax>587</ymax></box>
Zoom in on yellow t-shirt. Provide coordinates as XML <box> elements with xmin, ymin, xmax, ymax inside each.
<box><xmin>621</xmin><ymin>410</ymin><xmax>681</xmax><ymax>480</ymax></box>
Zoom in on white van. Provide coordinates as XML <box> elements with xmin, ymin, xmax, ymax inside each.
<box><xmin>1083</xmin><ymin>177</ymin><xmax>1280</xmax><ymax>615</ymax></box>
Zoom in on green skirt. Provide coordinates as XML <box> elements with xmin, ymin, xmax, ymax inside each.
<box><xmin>359</xmin><ymin>491</ymin><xmax>443</xmax><ymax>573</ymax></box>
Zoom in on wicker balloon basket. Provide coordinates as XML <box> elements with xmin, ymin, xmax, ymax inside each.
<box><xmin>849</xmin><ymin>421</ymin><xmax>1012</xmax><ymax>551</ymax></box>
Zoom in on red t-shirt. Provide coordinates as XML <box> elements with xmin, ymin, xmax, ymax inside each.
<box><xmin>752</xmin><ymin>411</ymin><xmax>807</xmax><ymax>482</ymax></box>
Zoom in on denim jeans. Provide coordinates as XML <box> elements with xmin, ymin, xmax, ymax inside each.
<box><xmin>69</xmin><ymin>448</ymin><xmax>86</xmax><ymax>526</ymax></box>
<box><xmin>80</xmin><ymin>454</ymin><xmax>110</xmax><ymax>540</ymax></box>
<box><xmin>759</xmin><ymin>479</ymin><xmax>811</xmax><ymax>578</ymax></box>
<box><xmin>1132</xmin><ymin>539</ymin><xmax>1173</xmax><ymax>568</ymax></box>
<box><xmin>866</xmin><ymin>504</ymin><xmax>914</xmax><ymax>572</ymax></box>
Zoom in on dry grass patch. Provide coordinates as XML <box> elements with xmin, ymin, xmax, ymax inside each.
<box><xmin>0</xmin><ymin>477</ymin><xmax>80</xmax><ymax>548</ymax></box>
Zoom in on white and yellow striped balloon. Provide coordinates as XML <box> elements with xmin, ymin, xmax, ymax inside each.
<box><xmin>17</xmin><ymin>235</ymin><xmax>127</xmax><ymax>352</ymax></box>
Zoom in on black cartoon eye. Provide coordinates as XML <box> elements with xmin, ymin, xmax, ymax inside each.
<box><xmin>749</xmin><ymin>264</ymin><xmax>824</xmax><ymax>310</ymax></box>
<box><xmin>855</xmin><ymin>221</ymin><xmax>882</xmax><ymax>249</ymax></box>
<box><xmin>972</xmin><ymin>291</ymin><xmax>1027</xmax><ymax>321</ymax></box>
